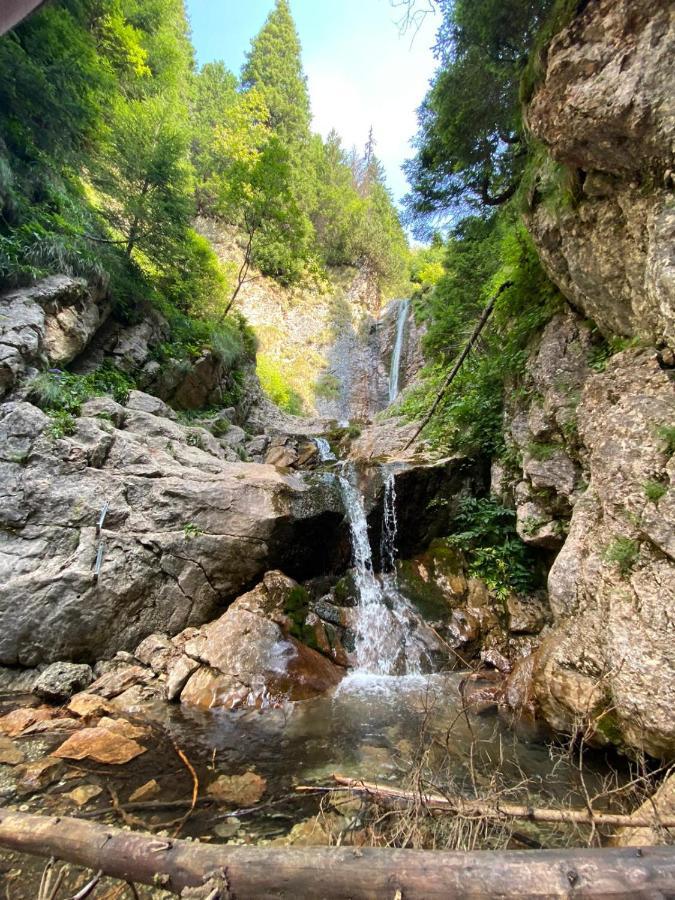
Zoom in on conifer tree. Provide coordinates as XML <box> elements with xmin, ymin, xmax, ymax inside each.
<box><xmin>241</xmin><ymin>0</ymin><xmax>311</xmax><ymax>147</ymax></box>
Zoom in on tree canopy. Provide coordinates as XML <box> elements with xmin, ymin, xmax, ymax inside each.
<box><xmin>404</xmin><ymin>0</ymin><xmax>555</xmax><ymax>229</ymax></box>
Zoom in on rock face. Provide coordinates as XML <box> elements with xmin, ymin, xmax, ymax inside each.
<box><xmin>132</xmin><ymin>571</ymin><xmax>344</xmax><ymax>709</ymax></box>
<box><xmin>0</xmin><ymin>397</ymin><xmax>346</xmax><ymax>666</ymax></box>
<box><xmin>201</xmin><ymin>217</ymin><xmax>423</xmax><ymax>420</ymax></box>
<box><xmin>496</xmin><ymin>310</ymin><xmax>592</xmax><ymax>549</ymax></box>
<box><xmin>524</xmin><ymin>0</ymin><xmax>675</xmax><ymax>344</ymax></box>
<box><xmin>0</xmin><ymin>277</ymin><xmax>109</xmax><ymax>398</ymax></box>
<box><xmin>527</xmin><ymin>349</ymin><xmax>675</xmax><ymax>758</ymax></box>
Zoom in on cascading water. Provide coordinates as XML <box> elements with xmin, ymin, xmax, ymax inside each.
<box><xmin>388</xmin><ymin>298</ymin><xmax>410</xmax><ymax>404</ymax></box>
<box><xmin>380</xmin><ymin>470</ymin><xmax>397</xmax><ymax>575</ymax></box>
<box><xmin>314</xmin><ymin>437</ymin><xmax>424</xmax><ymax>676</ymax></box>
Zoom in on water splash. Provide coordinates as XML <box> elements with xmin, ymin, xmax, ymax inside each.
<box><xmin>388</xmin><ymin>299</ymin><xmax>410</xmax><ymax>404</ymax></box>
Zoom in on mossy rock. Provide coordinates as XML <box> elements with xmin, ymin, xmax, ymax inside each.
<box><xmin>396</xmin><ymin>540</ymin><xmax>467</xmax><ymax>623</ymax></box>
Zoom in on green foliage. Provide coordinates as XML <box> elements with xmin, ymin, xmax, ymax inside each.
<box><xmin>183</xmin><ymin>522</ymin><xmax>204</xmax><ymax>538</ymax></box>
<box><xmin>405</xmin><ymin>0</ymin><xmax>556</xmax><ymax>225</ymax></box>
<box><xmin>210</xmin><ymin>418</ymin><xmax>230</xmax><ymax>437</ymax></box>
<box><xmin>48</xmin><ymin>409</ymin><xmax>77</xmax><ymax>440</ymax></box>
<box><xmin>446</xmin><ymin>497</ymin><xmax>540</xmax><ymax>599</ymax></box>
<box><xmin>643</xmin><ymin>480</ymin><xmax>667</xmax><ymax>503</ymax></box>
<box><xmin>604</xmin><ymin>537</ymin><xmax>639</xmax><ymax>577</ymax></box>
<box><xmin>656</xmin><ymin>425</ymin><xmax>675</xmax><ymax>457</ymax></box>
<box><xmin>519</xmin><ymin>0</ymin><xmax>582</xmax><ymax>104</ymax></box>
<box><xmin>241</xmin><ymin>0</ymin><xmax>311</xmax><ymax>147</ymax></box>
<box><xmin>399</xmin><ymin>213</ymin><xmax>563</xmax><ymax>456</ymax></box>
<box><xmin>29</xmin><ymin>363</ymin><xmax>136</xmax><ymax>415</ymax></box>
<box><xmin>257</xmin><ymin>354</ymin><xmax>304</xmax><ymax>415</ymax></box>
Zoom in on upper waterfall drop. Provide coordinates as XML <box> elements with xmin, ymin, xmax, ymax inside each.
<box><xmin>388</xmin><ymin>298</ymin><xmax>410</xmax><ymax>404</ymax></box>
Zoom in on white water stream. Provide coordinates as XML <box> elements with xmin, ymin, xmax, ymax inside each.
<box><xmin>315</xmin><ymin>438</ymin><xmax>422</xmax><ymax>676</ymax></box>
<box><xmin>388</xmin><ymin>298</ymin><xmax>410</xmax><ymax>403</ymax></box>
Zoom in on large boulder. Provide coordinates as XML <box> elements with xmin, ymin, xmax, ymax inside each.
<box><xmin>530</xmin><ymin>349</ymin><xmax>675</xmax><ymax>758</ymax></box>
<box><xmin>0</xmin><ymin>398</ymin><xmax>346</xmax><ymax>666</ymax></box>
<box><xmin>0</xmin><ymin>276</ymin><xmax>109</xmax><ymax>397</ymax></box>
<box><xmin>523</xmin><ymin>0</ymin><xmax>675</xmax><ymax>344</ymax></box>
<box><xmin>173</xmin><ymin>571</ymin><xmax>344</xmax><ymax>709</ymax></box>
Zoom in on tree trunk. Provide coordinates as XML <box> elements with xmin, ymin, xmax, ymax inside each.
<box><xmin>0</xmin><ymin>808</ymin><xmax>673</xmax><ymax>898</ymax></box>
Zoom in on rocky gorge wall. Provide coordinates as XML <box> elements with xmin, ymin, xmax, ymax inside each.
<box><xmin>199</xmin><ymin>217</ymin><xmax>424</xmax><ymax>421</ymax></box>
<box><xmin>496</xmin><ymin>0</ymin><xmax>675</xmax><ymax>759</ymax></box>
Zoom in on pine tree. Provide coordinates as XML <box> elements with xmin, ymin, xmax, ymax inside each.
<box><xmin>241</xmin><ymin>0</ymin><xmax>311</xmax><ymax>147</ymax></box>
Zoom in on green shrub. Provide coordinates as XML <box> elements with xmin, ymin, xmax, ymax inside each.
<box><xmin>604</xmin><ymin>537</ymin><xmax>639</xmax><ymax>576</ymax></box>
<box><xmin>643</xmin><ymin>480</ymin><xmax>667</xmax><ymax>503</ymax></box>
<box><xmin>446</xmin><ymin>497</ymin><xmax>541</xmax><ymax>599</ymax></box>
<box><xmin>656</xmin><ymin>425</ymin><xmax>675</xmax><ymax>457</ymax></box>
<box><xmin>210</xmin><ymin>418</ymin><xmax>231</xmax><ymax>437</ymax></box>
<box><xmin>48</xmin><ymin>409</ymin><xmax>76</xmax><ymax>439</ymax></box>
<box><xmin>183</xmin><ymin>523</ymin><xmax>204</xmax><ymax>538</ymax></box>
<box><xmin>29</xmin><ymin>364</ymin><xmax>135</xmax><ymax>415</ymax></box>
<box><xmin>257</xmin><ymin>354</ymin><xmax>304</xmax><ymax>415</ymax></box>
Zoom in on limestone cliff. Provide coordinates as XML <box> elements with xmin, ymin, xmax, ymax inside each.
<box><xmin>499</xmin><ymin>0</ymin><xmax>675</xmax><ymax>758</ymax></box>
<box><xmin>523</xmin><ymin>0</ymin><xmax>674</xmax><ymax>345</ymax></box>
<box><xmin>199</xmin><ymin>217</ymin><xmax>423</xmax><ymax>421</ymax></box>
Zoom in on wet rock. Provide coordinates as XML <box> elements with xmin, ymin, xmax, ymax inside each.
<box><xmin>16</xmin><ymin>757</ymin><xmax>64</xmax><ymax>795</ymax></box>
<box><xmin>480</xmin><ymin>649</ymin><xmax>512</xmax><ymax>674</ymax></box>
<box><xmin>0</xmin><ymin>735</ymin><xmax>25</xmax><ymax>766</ymax></box>
<box><xmin>214</xmin><ymin>819</ymin><xmax>241</xmax><ymax>839</ymax></box>
<box><xmin>88</xmin><ymin>666</ymin><xmax>154</xmax><ymax>700</ymax></box>
<box><xmin>129</xmin><ymin>779</ymin><xmax>160</xmax><ymax>803</ymax></box>
<box><xmin>33</xmin><ymin>662</ymin><xmax>94</xmax><ymax>703</ymax></box>
<box><xmin>0</xmin><ymin>706</ymin><xmax>68</xmax><ymax>737</ymax></box>
<box><xmin>134</xmin><ymin>634</ymin><xmax>175</xmax><ymax>673</ymax></box>
<box><xmin>165</xmin><ymin>654</ymin><xmax>200</xmax><ymax>701</ymax></box>
<box><xmin>461</xmin><ymin>672</ymin><xmax>503</xmax><ymax>716</ymax></box>
<box><xmin>206</xmin><ymin>772</ymin><xmax>266</xmax><ymax>807</ymax></box>
<box><xmin>68</xmin><ymin>692</ymin><xmax>117</xmax><ymax>719</ymax></box>
<box><xmin>22</xmin><ymin>717</ymin><xmax>82</xmax><ymax>735</ymax></box>
<box><xmin>52</xmin><ymin>726</ymin><xmax>146</xmax><ymax>765</ymax></box>
<box><xmin>65</xmin><ymin>784</ymin><xmax>103</xmax><ymax>807</ymax></box>
<box><xmin>180</xmin><ymin>572</ymin><xmax>344</xmax><ymax>710</ymax></box>
<box><xmin>96</xmin><ymin>716</ymin><xmax>150</xmax><ymax>741</ymax></box>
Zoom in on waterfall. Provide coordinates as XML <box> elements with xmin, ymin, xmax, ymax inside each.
<box><xmin>388</xmin><ymin>299</ymin><xmax>410</xmax><ymax>404</ymax></box>
<box><xmin>380</xmin><ymin>470</ymin><xmax>397</xmax><ymax>575</ymax></box>
<box><xmin>314</xmin><ymin>437</ymin><xmax>336</xmax><ymax>462</ymax></box>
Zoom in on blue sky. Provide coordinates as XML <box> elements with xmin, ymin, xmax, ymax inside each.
<box><xmin>185</xmin><ymin>0</ymin><xmax>441</xmax><ymax>204</ymax></box>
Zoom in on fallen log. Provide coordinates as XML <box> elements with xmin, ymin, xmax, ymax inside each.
<box><xmin>316</xmin><ymin>775</ymin><xmax>675</xmax><ymax>829</ymax></box>
<box><xmin>1</xmin><ymin>807</ymin><xmax>675</xmax><ymax>898</ymax></box>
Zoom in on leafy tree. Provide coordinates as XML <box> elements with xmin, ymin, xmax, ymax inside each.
<box><xmin>241</xmin><ymin>0</ymin><xmax>311</xmax><ymax>148</ymax></box>
<box><xmin>405</xmin><ymin>0</ymin><xmax>554</xmax><ymax>228</ymax></box>
<box><xmin>92</xmin><ymin>95</ymin><xmax>193</xmax><ymax>261</ymax></box>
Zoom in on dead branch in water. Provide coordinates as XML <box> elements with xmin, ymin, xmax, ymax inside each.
<box><xmin>304</xmin><ymin>774</ymin><xmax>675</xmax><ymax>830</ymax></box>
<box><xmin>1</xmin><ymin>807</ymin><xmax>674</xmax><ymax>898</ymax></box>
